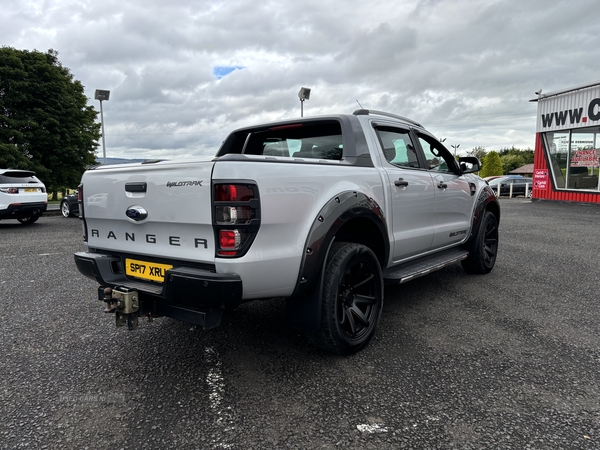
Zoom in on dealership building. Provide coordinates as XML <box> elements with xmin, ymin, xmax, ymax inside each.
<box><xmin>530</xmin><ymin>81</ymin><xmax>600</xmax><ymax>203</ymax></box>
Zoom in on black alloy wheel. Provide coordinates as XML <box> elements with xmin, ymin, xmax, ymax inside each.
<box><xmin>462</xmin><ymin>210</ymin><xmax>498</xmax><ymax>274</ymax></box>
<box><xmin>307</xmin><ymin>242</ymin><xmax>383</xmax><ymax>354</ymax></box>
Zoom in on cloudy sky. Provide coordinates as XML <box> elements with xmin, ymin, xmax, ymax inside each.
<box><xmin>3</xmin><ymin>0</ymin><xmax>600</xmax><ymax>160</ymax></box>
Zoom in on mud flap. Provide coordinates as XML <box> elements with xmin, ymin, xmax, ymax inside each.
<box><xmin>285</xmin><ymin>285</ymin><xmax>322</xmax><ymax>332</ymax></box>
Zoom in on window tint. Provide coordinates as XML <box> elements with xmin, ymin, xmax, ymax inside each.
<box><xmin>417</xmin><ymin>134</ymin><xmax>456</xmax><ymax>173</ymax></box>
<box><xmin>375</xmin><ymin>128</ymin><xmax>419</xmax><ymax>168</ymax></box>
<box><xmin>0</xmin><ymin>173</ymin><xmax>39</xmax><ymax>184</ymax></box>
<box><xmin>291</xmin><ymin>134</ymin><xmax>343</xmax><ymax>160</ymax></box>
<box><xmin>234</xmin><ymin>122</ymin><xmax>344</xmax><ymax>160</ymax></box>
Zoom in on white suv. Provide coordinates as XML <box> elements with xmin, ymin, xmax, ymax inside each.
<box><xmin>0</xmin><ymin>169</ymin><xmax>47</xmax><ymax>224</ymax></box>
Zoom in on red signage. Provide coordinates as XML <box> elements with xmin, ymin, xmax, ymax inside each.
<box><xmin>534</xmin><ymin>169</ymin><xmax>548</xmax><ymax>190</ymax></box>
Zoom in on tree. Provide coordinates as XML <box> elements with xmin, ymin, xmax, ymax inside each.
<box><xmin>0</xmin><ymin>47</ymin><xmax>100</xmax><ymax>197</ymax></box>
<box><xmin>480</xmin><ymin>151</ymin><xmax>503</xmax><ymax>178</ymax></box>
<box><xmin>467</xmin><ymin>146</ymin><xmax>487</xmax><ymax>162</ymax></box>
<box><xmin>500</xmin><ymin>153</ymin><xmax>526</xmax><ymax>174</ymax></box>
<box><xmin>497</xmin><ymin>146</ymin><xmax>534</xmax><ymax>174</ymax></box>
<box><xmin>498</xmin><ymin>146</ymin><xmax>534</xmax><ymax>162</ymax></box>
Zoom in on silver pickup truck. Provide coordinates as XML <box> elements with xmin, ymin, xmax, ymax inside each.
<box><xmin>74</xmin><ymin>109</ymin><xmax>500</xmax><ymax>354</ymax></box>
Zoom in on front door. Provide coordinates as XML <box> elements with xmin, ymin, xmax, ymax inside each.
<box><xmin>415</xmin><ymin>133</ymin><xmax>473</xmax><ymax>249</ymax></box>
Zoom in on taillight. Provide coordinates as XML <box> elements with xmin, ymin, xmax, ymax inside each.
<box><xmin>215</xmin><ymin>184</ymin><xmax>254</xmax><ymax>202</ymax></box>
<box><xmin>213</xmin><ymin>182</ymin><xmax>260</xmax><ymax>257</ymax></box>
<box><xmin>215</xmin><ymin>205</ymin><xmax>254</xmax><ymax>224</ymax></box>
<box><xmin>219</xmin><ymin>230</ymin><xmax>242</xmax><ymax>256</ymax></box>
<box><xmin>78</xmin><ymin>184</ymin><xmax>87</xmax><ymax>241</ymax></box>
<box><xmin>0</xmin><ymin>187</ymin><xmax>18</xmax><ymax>194</ymax></box>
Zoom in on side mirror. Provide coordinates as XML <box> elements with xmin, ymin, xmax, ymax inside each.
<box><xmin>458</xmin><ymin>156</ymin><xmax>480</xmax><ymax>174</ymax></box>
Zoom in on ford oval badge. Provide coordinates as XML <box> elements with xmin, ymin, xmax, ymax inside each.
<box><xmin>126</xmin><ymin>205</ymin><xmax>148</xmax><ymax>221</ymax></box>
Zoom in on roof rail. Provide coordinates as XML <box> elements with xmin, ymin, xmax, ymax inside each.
<box><xmin>353</xmin><ymin>109</ymin><xmax>423</xmax><ymax>128</ymax></box>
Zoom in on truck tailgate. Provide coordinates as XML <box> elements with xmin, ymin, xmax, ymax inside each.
<box><xmin>81</xmin><ymin>161</ymin><xmax>215</xmax><ymax>264</ymax></box>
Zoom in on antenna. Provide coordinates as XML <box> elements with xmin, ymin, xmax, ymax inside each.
<box><xmin>356</xmin><ymin>100</ymin><xmax>364</xmax><ymax>109</ymax></box>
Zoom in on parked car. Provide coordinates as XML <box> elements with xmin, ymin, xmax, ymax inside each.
<box><xmin>483</xmin><ymin>175</ymin><xmax>523</xmax><ymax>182</ymax></box>
<box><xmin>488</xmin><ymin>176</ymin><xmax>532</xmax><ymax>197</ymax></box>
<box><xmin>0</xmin><ymin>169</ymin><xmax>47</xmax><ymax>224</ymax></box>
<box><xmin>61</xmin><ymin>190</ymin><xmax>79</xmax><ymax>217</ymax></box>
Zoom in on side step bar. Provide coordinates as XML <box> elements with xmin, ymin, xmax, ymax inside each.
<box><xmin>383</xmin><ymin>248</ymin><xmax>469</xmax><ymax>285</ymax></box>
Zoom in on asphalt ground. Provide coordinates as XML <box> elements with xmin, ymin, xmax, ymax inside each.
<box><xmin>1</xmin><ymin>199</ymin><xmax>599</xmax><ymax>449</ymax></box>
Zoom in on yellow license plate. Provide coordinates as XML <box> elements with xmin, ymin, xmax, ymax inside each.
<box><xmin>24</xmin><ymin>188</ymin><xmax>39</xmax><ymax>192</ymax></box>
<box><xmin>125</xmin><ymin>258</ymin><xmax>173</xmax><ymax>282</ymax></box>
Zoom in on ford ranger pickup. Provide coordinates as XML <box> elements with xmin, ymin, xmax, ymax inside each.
<box><xmin>74</xmin><ymin>109</ymin><xmax>500</xmax><ymax>354</ymax></box>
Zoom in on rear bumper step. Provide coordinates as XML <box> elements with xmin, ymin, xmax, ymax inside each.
<box><xmin>383</xmin><ymin>248</ymin><xmax>469</xmax><ymax>284</ymax></box>
<box><xmin>75</xmin><ymin>252</ymin><xmax>242</xmax><ymax>327</ymax></box>
<box><xmin>153</xmin><ymin>303</ymin><xmax>224</xmax><ymax>329</ymax></box>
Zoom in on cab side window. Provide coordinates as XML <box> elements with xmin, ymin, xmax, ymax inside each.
<box><xmin>375</xmin><ymin>128</ymin><xmax>419</xmax><ymax>168</ymax></box>
<box><xmin>417</xmin><ymin>134</ymin><xmax>457</xmax><ymax>173</ymax></box>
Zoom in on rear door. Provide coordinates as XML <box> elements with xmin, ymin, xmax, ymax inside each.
<box><xmin>513</xmin><ymin>178</ymin><xmax>532</xmax><ymax>196</ymax></box>
<box><xmin>372</xmin><ymin>125</ymin><xmax>435</xmax><ymax>261</ymax></box>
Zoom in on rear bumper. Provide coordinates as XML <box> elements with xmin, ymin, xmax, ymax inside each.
<box><xmin>0</xmin><ymin>202</ymin><xmax>47</xmax><ymax>219</ymax></box>
<box><xmin>74</xmin><ymin>252</ymin><xmax>243</xmax><ymax>328</ymax></box>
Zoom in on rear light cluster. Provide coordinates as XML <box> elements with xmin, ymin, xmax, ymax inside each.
<box><xmin>213</xmin><ymin>182</ymin><xmax>260</xmax><ymax>257</ymax></box>
<box><xmin>0</xmin><ymin>187</ymin><xmax>46</xmax><ymax>193</ymax></box>
<box><xmin>78</xmin><ymin>184</ymin><xmax>87</xmax><ymax>241</ymax></box>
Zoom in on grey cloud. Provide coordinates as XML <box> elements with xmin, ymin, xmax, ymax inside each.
<box><xmin>2</xmin><ymin>0</ymin><xmax>600</xmax><ymax>160</ymax></box>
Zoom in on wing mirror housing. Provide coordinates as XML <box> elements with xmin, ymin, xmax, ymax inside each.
<box><xmin>458</xmin><ymin>156</ymin><xmax>481</xmax><ymax>174</ymax></box>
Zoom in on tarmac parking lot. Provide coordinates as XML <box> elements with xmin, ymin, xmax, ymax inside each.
<box><xmin>1</xmin><ymin>199</ymin><xmax>599</xmax><ymax>449</ymax></box>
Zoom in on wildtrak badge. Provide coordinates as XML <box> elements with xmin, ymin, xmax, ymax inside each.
<box><xmin>167</xmin><ymin>180</ymin><xmax>203</xmax><ymax>187</ymax></box>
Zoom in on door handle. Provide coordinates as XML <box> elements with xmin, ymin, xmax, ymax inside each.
<box><xmin>394</xmin><ymin>178</ymin><xmax>409</xmax><ymax>187</ymax></box>
<box><xmin>437</xmin><ymin>181</ymin><xmax>448</xmax><ymax>189</ymax></box>
<box><xmin>125</xmin><ymin>182</ymin><xmax>147</xmax><ymax>193</ymax></box>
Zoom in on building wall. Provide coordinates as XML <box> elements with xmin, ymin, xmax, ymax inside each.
<box><xmin>532</xmin><ymin>82</ymin><xmax>600</xmax><ymax>203</ymax></box>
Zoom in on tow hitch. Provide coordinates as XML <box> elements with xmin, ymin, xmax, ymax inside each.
<box><xmin>101</xmin><ymin>286</ymin><xmax>140</xmax><ymax>330</ymax></box>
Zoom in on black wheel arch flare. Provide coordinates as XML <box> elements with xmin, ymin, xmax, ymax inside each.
<box><xmin>467</xmin><ymin>185</ymin><xmax>500</xmax><ymax>244</ymax></box>
<box><xmin>291</xmin><ymin>191</ymin><xmax>389</xmax><ymax>300</ymax></box>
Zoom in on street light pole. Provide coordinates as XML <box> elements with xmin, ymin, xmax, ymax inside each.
<box><xmin>298</xmin><ymin>87</ymin><xmax>311</xmax><ymax>117</ymax></box>
<box><xmin>99</xmin><ymin>100</ymin><xmax>107</xmax><ymax>164</ymax></box>
<box><xmin>94</xmin><ymin>89</ymin><xmax>110</xmax><ymax>164</ymax></box>
<box><xmin>451</xmin><ymin>144</ymin><xmax>460</xmax><ymax>157</ymax></box>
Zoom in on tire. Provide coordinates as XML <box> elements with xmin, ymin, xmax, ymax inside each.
<box><xmin>61</xmin><ymin>200</ymin><xmax>72</xmax><ymax>217</ymax></box>
<box><xmin>461</xmin><ymin>210</ymin><xmax>499</xmax><ymax>274</ymax></box>
<box><xmin>17</xmin><ymin>215</ymin><xmax>40</xmax><ymax>225</ymax></box>
<box><xmin>307</xmin><ymin>242</ymin><xmax>383</xmax><ymax>355</ymax></box>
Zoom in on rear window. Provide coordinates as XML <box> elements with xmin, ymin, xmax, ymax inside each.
<box><xmin>219</xmin><ymin>121</ymin><xmax>344</xmax><ymax>160</ymax></box>
<box><xmin>0</xmin><ymin>172</ymin><xmax>40</xmax><ymax>184</ymax></box>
